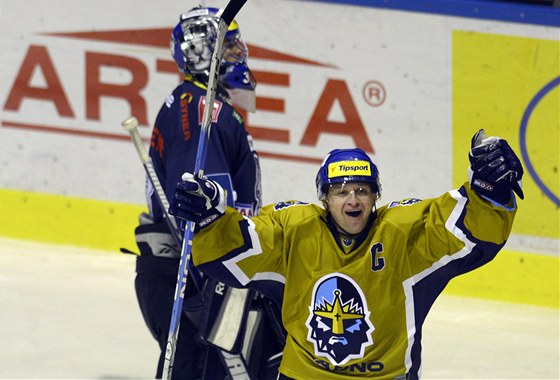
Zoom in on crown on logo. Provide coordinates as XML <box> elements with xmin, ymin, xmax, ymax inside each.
<box><xmin>314</xmin><ymin>290</ymin><xmax>364</xmax><ymax>334</ymax></box>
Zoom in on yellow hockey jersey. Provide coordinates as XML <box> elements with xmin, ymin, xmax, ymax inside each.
<box><xmin>192</xmin><ymin>183</ymin><xmax>517</xmax><ymax>379</ymax></box>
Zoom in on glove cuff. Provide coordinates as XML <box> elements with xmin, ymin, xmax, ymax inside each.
<box><xmin>470</xmin><ymin>178</ymin><xmax>515</xmax><ymax>208</ymax></box>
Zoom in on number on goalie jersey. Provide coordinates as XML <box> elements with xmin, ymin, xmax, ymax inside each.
<box><xmin>173</xmin><ymin>145</ymin><xmax>522</xmax><ymax>379</ymax></box>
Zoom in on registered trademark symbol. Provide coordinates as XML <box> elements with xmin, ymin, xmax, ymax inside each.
<box><xmin>362</xmin><ymin>80</ymin><xmax>386</xmax><ymax>107</ymax></box>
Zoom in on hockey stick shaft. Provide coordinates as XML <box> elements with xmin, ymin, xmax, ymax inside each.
<box><xmin>121</xmin><ymin>116</ymin><xmax>203</xmax><ymax>291</ymax></box>
<box><xmin>121</xmin><ymin>117</ymin><xmax>179</xmax><ymax>238</ymax></box>
<box><xmin>163</xmin><ymin>1</ymin><xmax>248</xmax><ymax>378</ymax></box>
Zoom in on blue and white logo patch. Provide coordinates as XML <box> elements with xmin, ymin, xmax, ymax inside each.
<box><xmin>306</xmin><ymin>273</ymin><xmax>374</xmax><ymax>366</ymax></box>
<box><xmin>273</xmin><ymin>200</ymin><xmax>308</xmax><ymax>211</ymax></box>
<box><xmin>388</xmin><ymin>198</ymin><xmax>422</xmax><ymax>208</ymax></box>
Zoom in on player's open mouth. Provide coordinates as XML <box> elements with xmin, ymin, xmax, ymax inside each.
<box><xmin>346</xmin><ymin>210</ymin><xmax>362</xmax><ymax>217</ymax></box>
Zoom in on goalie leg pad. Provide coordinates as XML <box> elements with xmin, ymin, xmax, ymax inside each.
<box><xmin>197</xmin><ymin>278</ymin><xmax>254</xmax><ymax>353</ymax></box>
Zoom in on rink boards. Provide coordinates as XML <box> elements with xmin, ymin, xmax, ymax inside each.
<box><xmin>0</xmin><ymin>0</ymin><xmax>558</xmax><ymax>308</ymax></box>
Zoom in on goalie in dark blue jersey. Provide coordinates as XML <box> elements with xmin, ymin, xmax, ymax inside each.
<box><xmin>132</xmin><ymin>7</ymin><xmax>283</xmax><ymax>380</ymax></box>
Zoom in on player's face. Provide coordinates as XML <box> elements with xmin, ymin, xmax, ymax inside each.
<box><xmin>326</xmin><ymin>182</ymin><xmax>376</xmax><ymax>235</ymax></box>
<box><xmin>222</xmin><ymin>34</ymin><xmax>248</xmax><ymax>63</ymax></box>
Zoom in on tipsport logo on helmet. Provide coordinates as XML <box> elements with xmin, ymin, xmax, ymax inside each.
<box><xmin>306</xmin><ymin>273</ymin><xmax>374</xmax><ymax>366</ymax></box>
<box><xmin>328</xmin><ymin>160</ymin><xmax>371</xmax><ymax>179</ymax></box>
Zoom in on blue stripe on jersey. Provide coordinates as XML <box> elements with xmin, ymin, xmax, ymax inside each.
<box><xmin>198</xmin><ymin>218</ymin><xmax>285</xmax><ymax>308</ymax></box>
<box><xmin>403</xmin><ymin>186</ymin><xmax>505</xmax><ymax>378</ymax></box>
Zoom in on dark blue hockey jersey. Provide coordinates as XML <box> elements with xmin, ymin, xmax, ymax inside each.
<box><xmin>148</xmin><ymin>76</ymin><xmax>262</xmax><ymax>222</ymax></box>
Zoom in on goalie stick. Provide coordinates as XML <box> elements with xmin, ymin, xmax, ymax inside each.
<box><xmin>121</xmin><ymin>116</ymin><xmax>203</xmax><ymax>292</ymax></box>
<box><xmin>121</xmin><ymin>116</ymin><xmax>178</xmax><ymax>237</ymax></box>
<box><xmin>163</xmin><ymin>0</ymin><xmax>248</xmax><ymax>378</ymax></box>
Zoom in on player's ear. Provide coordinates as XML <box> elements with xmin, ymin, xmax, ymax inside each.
<box><xmin>321</xmin><ymin>199</ymin><xmax>329</xmax><ymax>211</ymax></box>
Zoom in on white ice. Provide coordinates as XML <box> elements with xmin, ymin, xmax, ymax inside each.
<box><xmin>0</xmin><ymin>237</ymin><xmax>558</xmax><ymax>379</ymax></box>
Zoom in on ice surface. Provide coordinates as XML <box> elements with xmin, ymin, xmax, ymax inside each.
<box><xmin>0</xmin><ymin>237</ymin><xmax>558</xmax><ymax>379</ymax></box>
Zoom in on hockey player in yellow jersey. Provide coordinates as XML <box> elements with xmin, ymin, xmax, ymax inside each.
<box><xmin>169</xmin><ymin>129</ymin><xmax>524</xmax><ymax>379</ymax></box>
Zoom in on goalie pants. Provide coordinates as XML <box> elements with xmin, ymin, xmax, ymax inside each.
<box><xmin>135</xmin><ymin>255</ymin><xmax>224</xmax><ymax>379</ymax></box>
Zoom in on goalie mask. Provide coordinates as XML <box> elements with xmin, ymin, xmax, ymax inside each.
<box><xmin>316</xmin><ymin>148</ymin><xmax>381</xmax><ymax>201</ymax></box>
<box><xmin>171</xmin><ymin>7</ymin><xmax>257</xmax><ymax>111</ymax></box>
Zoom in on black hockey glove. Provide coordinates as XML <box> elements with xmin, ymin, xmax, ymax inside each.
<box><xmin>169</xmin><ymin>173</ymin><xmax>227</xmax><ymax>228</ymax></box>
<box><xmin>468</xmin><ymin>129</ymin><xmax>524</xmax><ymax>205</ymax></box>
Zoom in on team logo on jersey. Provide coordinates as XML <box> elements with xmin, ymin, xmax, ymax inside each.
<box><xmin>306</xmin><ymin>273</ymin><xmax>374</xmax><ymax>366</ymax></box>
<box><xmin>273</xmin><ymin>200</ymin><xmax>308</xmax><ymax>211</ymax></box>
<box><xmin>342</xmin><ymin>237</ymin><xmax>354</xmax><ymax>247</ymax></box>
<box><xmin>198</xmin><ymin>96</ymin><xmax>223</xmax><ymax>125</ymax></box>
<box><xmin>388</xmin><ymin>198</ymin><xmax>422</xmax><ymax>208</ymax></box>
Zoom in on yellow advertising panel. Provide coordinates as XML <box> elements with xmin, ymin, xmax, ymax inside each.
<box><xmin>0</xmin><ymin>188</ymin><xmax>144</xmax><ymax>252</ymax></box>
<box><xmin>449</xmin><ymin>31</ymin><xmax>559</xmax><ymax>308</ymax></box>
<box><xmin>452</xmin><ymin>31</ymin><xmax>559</xmax><ymax>241</ymax></box>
